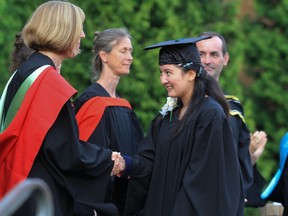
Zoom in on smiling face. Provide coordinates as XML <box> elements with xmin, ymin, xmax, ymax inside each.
<box><xmin>160</xmin><ymin>64</ymin><xmax>196</xmax><ymax>106</ymax></box>
<box><xmin>196</xmin><ymin>36</ymin><xmax>229</xmax><ymax>81</ymax></box>
<box><xmin>101</xmin><ymin>37</ymin><xmax>133</xmax><ymax>76</ymax></box>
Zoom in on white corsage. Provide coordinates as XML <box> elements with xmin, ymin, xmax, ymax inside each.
<box><xmin>159</xmin><ymin>97</ymin><xmax>178</xmax><ymax>121</ymax></box>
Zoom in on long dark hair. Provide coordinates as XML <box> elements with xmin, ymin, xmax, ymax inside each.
<box><xmin>154</xmin><ymin>66</ymin><xmax>229</xmax><ymax>138</ymax></box>
<box><xmin>10</xmin><ymin>32</ymin><xmax>35</xmax><ymax>73</ymax></box>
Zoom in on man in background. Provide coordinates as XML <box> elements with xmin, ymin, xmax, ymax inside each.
<box><xmin>196</xmin><ymin>31</ymin><xmax>268</xmax><ymax>207</ymax></box>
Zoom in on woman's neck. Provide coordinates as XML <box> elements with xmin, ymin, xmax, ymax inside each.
<box><xmin>39</xmin><ymin>51</ymin><xmax>63</xmax><ymax>69</ymax></box>
<box><xmin>97</xmin><ymin>76</ymin><xmax>120</xmax><ymax>98</ymax></box>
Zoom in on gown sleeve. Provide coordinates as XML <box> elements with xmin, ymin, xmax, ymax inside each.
<box><xmin>229</xmin><ymin>114</ymin><xmax>254</xmax><ymax>192</ymax></box>
<box><xmin>124</xmin><ymin>121</ymin><xmax>157</xmax><ymax>215</ymax></box>
<box><xmin>31</xmin><ymin>100</ymin><xmax>116</xmax><ymax>215</ymax></box>
<box><xmin>228</xmin><ymin>99</ymin><xmax>254</xmax><ymax>193</ymax></box>
<box><xmin>40</xmin><ymin>101</ymin><xmax>113</xmax><ymax>175</ymax></box>
<box><xmin>171</xmin><ymin>110</ymin><xmax>244</xmax><ymax>216</ymax></box>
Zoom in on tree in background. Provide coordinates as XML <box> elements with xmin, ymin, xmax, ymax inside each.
<box><xmin>0</xmin><ymin>0</ymin><xmax>243</xmax><ymax>131</ymax></box>
<box><xmin>241</xmin><ymin>0</ymin><xmax>288</xmax><ymax>185</ymax></box>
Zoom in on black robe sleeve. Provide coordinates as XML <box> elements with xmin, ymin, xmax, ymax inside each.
<box><xmin>124</xmin><ymin>122</ymin><xmax>156</xmax><ymax>215</ymax></box>
<box><xmin>228</xmin><ymin>101</ymin><xmax>254</xmax><ymax>192</ymax></box>
<box><xmin>29</xmin><ymin>101</ymin><xmax>116</xmax><ymax>216</ymax></box>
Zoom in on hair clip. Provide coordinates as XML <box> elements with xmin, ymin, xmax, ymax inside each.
<box><xmin>197</xmin><ymin>67</ymin><xmax>203</xmax><ymax>77</ymax></box>
<box><xmin>178</xmin><ymin>62</ymin><xmax>193</xmax><ymax>69</ymax></box>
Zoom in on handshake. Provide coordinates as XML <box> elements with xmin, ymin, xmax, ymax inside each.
<box><xmin>111</xmin><ymin>152</ymin><xmax>126</xmax><ymax>176</ymax></box>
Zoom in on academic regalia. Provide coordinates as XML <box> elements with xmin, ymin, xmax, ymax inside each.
<box><xmin>74</xmin><ymin>83</ymin><xmax>144</xmax><ymax>215</ymax></box>
<box><xmin>225</xmin><ymin>95</ymin><xmax>267</xmax><ymax>207</ymax></box>
<box><xmin>261</xmin><ymin>132</ymin><xmax>288</xmax><ymax>214</ymax></box>
<box><xmin>225</xmin><ymin>95</ymin><xmax>253</xmax><ymax>190</ymax></box>
<box><xmin>262</xmin><ymin>159</ymin><xmax>288</xmax><ymax>215</ymax></box>
<box><xmin>245</xmin><ymin>165</ymin><xmax>267</xmax><ymax>207</ymax></box>
<box><xmin>0</xmin><ymin>53</ymin><xmax>116</xmax><ymax>216</ymax></box>
<box><xmin>125</xmin><ymin>97</ymin><xmax>244</xmax><ymax>216</ymax></box>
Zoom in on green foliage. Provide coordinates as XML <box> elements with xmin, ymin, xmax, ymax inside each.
<box><xmin>0</xmin><ymin>0</ymin><xmax>42</xmax><ymax>92</ymax></box>
<box><xmin>245</xmin><ymin>207</ymin><xmax>260</xmax><ymax>216</ymax></box>
<box><xmin>241</xmin><ymin>0</ymin><xmax>288</xmax><ymax>181</ymax></box>
<box><xmin>0</xmin><ymin>0</ymin><xmax>242</xmax><ymax>132</ymax></box>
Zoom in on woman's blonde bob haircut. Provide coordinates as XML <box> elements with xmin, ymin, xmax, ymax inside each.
<box><xmin>22</xmin><ymin>1</ymin><xmax>85</xmax><ymax>54</ymax></box>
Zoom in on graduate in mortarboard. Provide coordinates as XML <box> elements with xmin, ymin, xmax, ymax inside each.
<box><xmin>196</xmin><ymin>31</ymin><xmax>268</xmax><ymax>208</ymax></box>
<box><xmin>120</xmin><ymin>37</ymin><xmax>245</xmax><ymax>216</ymax></box>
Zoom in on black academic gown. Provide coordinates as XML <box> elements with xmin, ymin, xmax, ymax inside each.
<box><xmin>226</xmin><ymin>95</ymin><xmax>254</xmax><ymax>191</ymax></box>
<box><xmin>74</xmin><ymin>83</ymin><xmax>144</xmax><ymax>216</ymax></box>
<box><xmin>226</xmin><ymin>95</ymin><xmax>267</xmax><ymax>207</ymax></box>
<box><xmin>4</xmin><ymin>53</ymin><xmax>116</xmax><ymax>216</ymax></box>
<box><xmin>125</xmin><ymin>97</ymin><xmax>244</xmax><ymax>216</ymax></box>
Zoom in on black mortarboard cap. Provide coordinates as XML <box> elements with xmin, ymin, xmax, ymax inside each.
<box><xmin>144</xmin><ymin>36</ymin><xmax>210</xmax><ymax>50</ymax></box>
<box><xmin>144</xmin><ymin>36</ymin><xmax>210</xmax><ymax>75</ymax></box>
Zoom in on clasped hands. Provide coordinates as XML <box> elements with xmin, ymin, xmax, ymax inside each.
<box><xmin>111</xmin><ymin>152</ymin><xmax>125</xmax><ymax>176</ymax></box>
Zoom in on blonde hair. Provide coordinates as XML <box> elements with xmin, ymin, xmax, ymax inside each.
<box><xmin>22</xmin><ymin>1</ymin><xmax>85</xmax><ymax>54</ymax></box>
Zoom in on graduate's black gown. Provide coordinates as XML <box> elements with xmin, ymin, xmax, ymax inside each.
<box><xmin>125</xmin><ymin>97</ymin><xmax>245</xmax><ymax>216</ymax></box>
<box><xmin>74</xmin><ymin>83</ymin><xmax>144</xmax><ymax>215</ymax></box>
<box><xmin>4</xmin><ymin>53</ymin><xmax>116</xmax><ymax>216</ymax></box>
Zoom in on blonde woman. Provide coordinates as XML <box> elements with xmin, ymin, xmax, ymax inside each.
<box><xmin>0</xmin><ymin>1</ymin><xmax>123</xmax><ymax>215</ymax></box>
